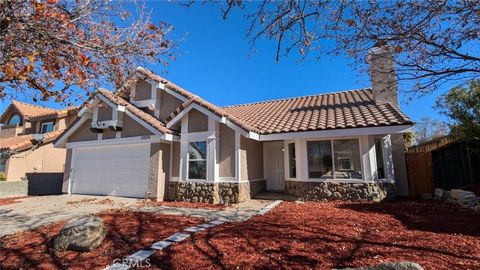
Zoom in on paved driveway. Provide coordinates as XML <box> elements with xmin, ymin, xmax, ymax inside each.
<box><xmin>0</xmin><ymin>195</ymin><xmax>139</xmax><ymax>237</ymax></box>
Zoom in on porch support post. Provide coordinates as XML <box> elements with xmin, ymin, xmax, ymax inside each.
<box><xmin>383</xmin><ymin>135</ymin><xmax>395</xmax><ymax>180</ymax></box>
<box><xmin>359</xmin><ymin>135</ymin><xmax>377</xmax><ymax>181</ymax></box>
<box><xmin>179</xmin><ymin>114</ymin><xmax>189</xmax><ymax>181</ymax></box>
<box><xmin>235</xmin><ymin>132</ymin><xmax>241</xmax><ymax>182</ymax></box>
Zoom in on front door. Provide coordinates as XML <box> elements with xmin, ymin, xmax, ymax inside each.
<box><xmin>264</xmin><ymin>142</ymin><xmax>285</xmax><ymax>191</ymax></box>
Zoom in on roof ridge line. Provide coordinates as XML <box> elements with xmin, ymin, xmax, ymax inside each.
<box><xmin>222</xmin><ymin>88</ymin><xmax>372</xmax><ymax>108</ymax></box>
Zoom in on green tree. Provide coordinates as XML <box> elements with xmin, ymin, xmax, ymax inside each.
<box><xmin>436</xmin><ymin>80</ymin><xmax>480</xmax><ymax>140</ymax></box>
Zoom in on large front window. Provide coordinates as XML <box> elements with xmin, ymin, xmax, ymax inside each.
<box><xmin>188</xmin><ymin>141</ymin><xmax>207</xmax><ymax>179</ymax></box>
<box><xmin>308</xmin><ymin>139</ymin><xmax>362</xmax><ymax>180</ymax></box>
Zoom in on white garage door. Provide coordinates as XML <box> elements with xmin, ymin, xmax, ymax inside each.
<box><xmin>71</xmin><ymin>144</ymin><xmax>150</xmax><ymax>198</ymax></box>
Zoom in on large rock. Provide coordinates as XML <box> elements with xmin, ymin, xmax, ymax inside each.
<box><xmin>339</xmin><ymin>262</ymin><xmax>424</xmax><ymax>270</ymax></box>
<box><xmin>450</xmin><ymin>189</ymin><xmax>475</xmax><ymax>201</ymax></box>
<box><xmin>53</xmin><ymin>216</ymin><xmax>106</xmax><ymax>252</ymax></box>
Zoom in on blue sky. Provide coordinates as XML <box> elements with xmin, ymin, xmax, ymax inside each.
<box><xmin>0</xmin><ymin>1</ymin><xmax>447</xmax><ymax>122</ymax></box>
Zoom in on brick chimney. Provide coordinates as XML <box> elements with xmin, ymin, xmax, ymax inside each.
<box><xmin>367</xmin><ymin>45</ymin><xmax>399</xmax><ymax>107</ymax></box>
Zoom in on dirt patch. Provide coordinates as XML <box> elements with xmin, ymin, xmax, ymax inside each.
<box><xmin>150</xmin><ymin>200</ymin><xmax>480</xmax><ymax>270</ymax></box>
<box><xmin>137</xmin><ymin>199</ymin><xmax>227</xmax><ymax>210</ymax></box>
<box><xmin>0</xmin><ymin>196</ymin><xmax>28</xmax><ymax>206</ymax></box>
<box><xmin>0</xmin><ymin>210</ymin><xmax>202</xmax><ymax>270</ymax></box>
<box><xmin>65</xmin><ymin>198</ymin><xmax>98</xmax><ymax>205</ymax></box>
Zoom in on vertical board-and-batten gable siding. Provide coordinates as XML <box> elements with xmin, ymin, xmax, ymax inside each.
<box><xmin>219</xmin><ymin>124</ymin><xmax>235</xmax><ymax>177</ymax></box>
<box><xmin>187</xmin><ymin>109</ymin><xmax>209</xmax><ymax>133</ymax></box>
<box><xmin>240</xmin><ymin>136</ymin><xmax>264</xmax><ymax>180</ymax></box>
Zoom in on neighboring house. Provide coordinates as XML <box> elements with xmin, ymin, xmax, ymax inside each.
<box><xmin>55</xmin><ymin>46</ymin><xmax>413</xmax><ymax>203</ymax></box>
<box><xmin>0</xmin><ymin>101</ymin><xmax>77</xmax><ymax>181</ymax></box>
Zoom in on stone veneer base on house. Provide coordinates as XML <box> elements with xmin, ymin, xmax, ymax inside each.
<box><xmin>285</xmin><ymin>181</ymin><xmax>396</xmax><ymax>202</ymax></box>
<box><xmin>167</xmin><ymin>180</ymin><xmax>266</xmax><ymax>204</ymax></box>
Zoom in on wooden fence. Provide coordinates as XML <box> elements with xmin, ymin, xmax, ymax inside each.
<box><xmin>406</xmin><ymin>152</ymin><xmax>434</xmax><ymax>197</ymax></box>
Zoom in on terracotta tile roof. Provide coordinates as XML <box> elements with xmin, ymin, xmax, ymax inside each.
<box><xmin>97</xmin><ymin>88</ymin><xmax>174</xmax><ymax>134</ymax></box>
<box><xmin>222</xmin><ymin>89</ymin><xmax>412</xmax><ymax>134</ymax></box>
<box><xmin>0</xmin><ymin>129</ymin><xmax>64</xmax><ymax>152</ymax></box>
<box><xmin>0</xmin><ymin>100</ymin><xmax>78</xmax><ymax>122</ymax></box>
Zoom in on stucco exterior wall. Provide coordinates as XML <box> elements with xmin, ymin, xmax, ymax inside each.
<box><xmin>188</xmin><ymin>109</ymin><xmax>208</xmax><ymax>133</ymax></box>
<box><xmin>67</xmin><ymin>120</ymin><xmax>97</xmax><ymax>142</ymax></box>
<box><xmin>102</xmin><ymin>129</ymin><xmax>117</xmax><ymax>140</ymax></box>
<box><xmin>240</xmin><ymin>136</ymin><xmax>264</xmax><ymax>180</ymax></box>
<box><xmin>171</xmin><ymin>141</ymin><xmax>180</xmax><ymax>177</ymax></box>
<box><xmin>5</xmin><ymin>142</ymin><xmax>66</xmax><ymax>181</ymax></box>
<box><xmin>97</xmin><ymin>103</ymin><xmax>113</xmax><ymax>122</ymax></box>
<box><xmin>121</xmin><ymin>115</ymin><xmax>154</xmax><ymax>138</ymax></box>
<box><xmin>219</xmin><ymin>124</ymin><xmax>235</xmax><ymax>177</ymax></box>
<box><xmin>148</xmin><ymin>143</ymin><xmax>170</xmax><ymax>201</ymax></box>
<box><xmin>0</xmin><ymin>125</ymin><xmax>22</xmax><ymax>138</ymax></box>
<box><xmin>62</xmin><ymin>149</ymin><xmax>72</xmax><ymax>193</ymax></box>
<box><xmin>158</xmin><ymin>91</ymin><xmax>183</xmax><ymax>122</ymax></box>
<box><xmin>391</xmin><ymin>133</ymin><xmax>409</xmax><ymax>196</ymax></box>
<box><xmin>134</xmin><ymin>80</ymin><xmax>152</xmax><ymax>100</ymax></box>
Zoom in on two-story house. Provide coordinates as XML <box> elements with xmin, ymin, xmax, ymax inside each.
<box><xmin>0</xmin><ymin>101</ymin><xmax>77</xmax><ymax>181</ymax></box>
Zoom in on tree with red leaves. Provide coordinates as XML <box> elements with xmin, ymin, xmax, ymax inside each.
<box><xmin>0</xmin><ymin>0</ymin><xmax>175</xmax><ymax>105</ymax></box>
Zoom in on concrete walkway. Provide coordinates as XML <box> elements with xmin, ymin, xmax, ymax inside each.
<box><xmin>138</xmin><ymin>199</ymin><xmax>273</xmax><ymax>222</ymax></box>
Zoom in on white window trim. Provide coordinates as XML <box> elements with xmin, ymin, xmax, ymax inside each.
<box><xmin>285</xmin><ymin>140</ymin><xmax>298</xmax><ymax>180</ymax></box>
<box><xmin>40</xmin><ymin>122</ymin><xmax>54</xmax><ymax>134</ymax></box>
<box><xmin>187</xmin><ymin>141</ymin><xmax>208</xmax><ymax>181</ymax></box>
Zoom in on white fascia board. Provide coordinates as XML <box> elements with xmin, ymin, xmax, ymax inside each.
<box><xmin>65</xmin><ymin>135</ymin><xmax>163</xmax><ymax>149</ymax></box>
<box><xmin>164</xmin><ymin>87</ymin><xmax>188</xmax><ymax>102</ymax></box>
<box><xmin>166</xmin><ymin>103</ymin><xmax>223</xmax><ymax>129</ymax></box>
<box><xmin>96</xmin><ymin>94</ymin><xmax>119</xmax><ymax>110</ymax></box>
<box><xmin>258</xmin><ymin>125</ymin><xmax>413</xmax><ymax>141</ymax></box>
<box><xmin>54</xmin><ymin>117</ymin><xmax>89</xmax><ymax>148</ymax></box>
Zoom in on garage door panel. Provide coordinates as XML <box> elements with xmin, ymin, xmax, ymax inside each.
<box><xmin>71</xmin><ymin>144</ymin><xmax>150</xmax><ymax>198</ymax></box>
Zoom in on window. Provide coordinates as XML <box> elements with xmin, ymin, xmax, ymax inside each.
<box><xmin>375</xmin><ymin>139</ymin><xmax>386</xmax><ymax>179</ymax></box>
<box><xmin>188</xmin><ymin>141</ymin><xmax>207</xmax><ymax>179</ymax></box>
<box><xmin>40</xmin><ymin>122</ymin><xmax>54</xmax><ymax>134</ymax></box>
<box><xmin>0</xmin><ymin>159</ymin><xmax>6</xmax><ymax>172</ymax></box>
<box><xmin>307</xmin><ymin>139</ymin><xmax>362</xmax><ymax>179</ymax></box>
<box><xmin>9</xmin><ymin>114</ymin><xmax>21</xmax><ymax>125</ymax></box>
<box><xmin>307</xmin><ymin>141</ymin><xmax>333</xmax><ymax>178</ymax></box>
<box><xmin>288</xmin><ymin>143</ymin><xmax>296</xmax><ymax>178</ymax></box>
<box><xmin>333</xmin><ymin>139</ymin><xmax>362</xmax><ymax>179</ymax></box>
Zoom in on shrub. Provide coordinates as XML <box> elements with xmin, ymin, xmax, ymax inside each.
<box><xmin>0</xmin><ymin>172</ymin><xmax>6</xmax><ymax>181</ymax></box>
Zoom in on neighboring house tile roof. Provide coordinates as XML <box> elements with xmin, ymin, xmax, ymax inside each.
<box><xmin>0</xmin><ymin>100</ymin><xmax>77</xmax><ymax>122</ymax></box>
<box><xmin>0</xmin><ymin>129</ymin><xmax>64</xmax><ymax>152</ymax></box>
<box><xmin>97</xmin><ymin>88</ymin><xmax>174</xmax><ymax>135</ymax></box>
<box><xmin>222</xmin><ymin>89</ymin><xmax>412</xmax><ymax>135</ymax></box>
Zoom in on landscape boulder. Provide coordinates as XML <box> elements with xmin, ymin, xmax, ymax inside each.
<box><xmin>339</xmin><ymin>262</ymin><xmax>424</xmax><ymax>270</ymax></box>
<box><xmin>53</xmin><ymin>216</ymin><xmax>106</xmax><ymax>252</ymax></box>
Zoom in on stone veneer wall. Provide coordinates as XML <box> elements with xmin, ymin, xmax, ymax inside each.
<box><xmin>167</xmin><ymin>180</ymin><xmax>266</xmax><ymax>204</ymax></box>
<box><xmin>285</xmin><ymin>181</ymin><xmax>396</xmax><ymax>202</ymax></box>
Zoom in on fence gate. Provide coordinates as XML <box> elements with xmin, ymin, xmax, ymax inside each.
<box><xmin>406</xmin><ymin>152</ymin><xmax>433</xmax><ymax>197</ymax></box>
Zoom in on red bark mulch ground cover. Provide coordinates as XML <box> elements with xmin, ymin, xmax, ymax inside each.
<box><xmin>137</xmin><ymin>200</ymin><xmax>227</xmax><ymax>210</ymax></box>
<box><xmin>0</xmin><ymin>196</ymin><xmax>29</xmax><ymax>206</ymax></box>
<box><xmin>0</xmin><ymin>210</ymin><xmax>202</xmax><ymax>270</ymax></box>
<box><xmin>151</xmin><ymin>200</ymin><xmax>480</xmax><ymax>270</ymax></box>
